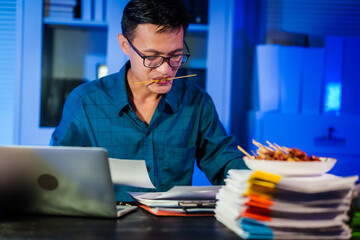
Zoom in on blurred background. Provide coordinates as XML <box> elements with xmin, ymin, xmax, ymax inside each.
<box><xmin>1</xmin><ymin>0</ymin><xmax>360</xmax><ymax>183</ymax></box>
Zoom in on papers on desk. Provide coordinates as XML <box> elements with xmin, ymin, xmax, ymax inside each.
<box><xmin>108</xmin><ymin>158</ymin><xmax>155</xmax><ymax>188</ymax></box>
<box><xmin>129</xmin><ymin>186</ymin><xmax>221</xmax><ymax>216</ymax></box>
<box><xmin>108</xmin><ymin>158</ymin><xmax>218</xmax><ymax>216</ymax></box>
<box><xmin>215</xmin><ymin>169</ymin><xmax>359</xmax><ymax>239</ymax></box>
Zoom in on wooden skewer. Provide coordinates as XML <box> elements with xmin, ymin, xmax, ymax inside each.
<box><xmin>237</xmin><ymin>145</ymin><xmax>252</xmax><ymax>158</ymax></box>
<box><xmin>270</xmin><ymin>142</ymin><xmax>287</xmax><ymax>154</ymax></box>
<box><xmin>252</xmin><ymin>139</ymin><xmax>262</xmax><ymax>148</ymax></box>
<box><xmin>252</xmin><ymin>139</ymin><xmax>267</xmax><ymax>150</ymax></box>
<box><xmin>274</xmin><ymin>143</ymin><xmax>289</xmax><ymax>154</ymax></box>
<box><xmin>266</xmin><ymin>140</ymin><xmax>277</xmax><ymax>151</ymax></box>
<box><xmin>134</xmin><ymin>74</ymin><xmax>197</xmax><ymax>85</ymax></box>
<box><xmin>251</xmin><ymin>150</ymin><xmax>258</xmax><ymax>156</ymax></box>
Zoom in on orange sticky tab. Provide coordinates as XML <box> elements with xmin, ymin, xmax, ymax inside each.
<box><xmin>246</xmin><ymin>200</ymin><xmax>270</xmax><ymax>209</ymax></box>
<box><xmin>249</xmin><ymin>194</ymin><xmax>274</xmax><ymax>206</ymax></box>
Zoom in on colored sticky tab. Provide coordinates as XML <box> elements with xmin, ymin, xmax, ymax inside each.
<box><xmin>244</xmin><ymin>187</ymin><xmax>274</xmax><ymax>199</ymax></box>
<box><xmin>249</xmin><ymin>170</ymin><xmax>282</xmax><ymax>183</ymax></box>
<box><xmin>249</xmin><ymin>194</ymin><xmax>274</xmax><ymax>206</ymax></box>
<box><xmin>244</xmin><ymin>189</ymin><xmax>273</xmax><ymax>199</ymax></box>
<box><xmin>246</xmin><ymin>200</ymin><xmax>270</xmax><ymax>209</ymax></box>
<box><xmin>240</xmin><ymin>218</ymin><xmax>274</xmax><ymax>239</ymax></box>
<box><xmin>244</xmin><ymin>171</ymin><xmax>281</xmax><ymax>198</ymax></box>
<box><xmin>242</xmin><ymin>208</ymin><xmax>272</xmax><ymax>222</ymax></box>
<box><xmin>246</xmin><ymin>195</ymin><xmax>274</xmax><ymax>209</ymax></box>
<box><xmin>249</xmin><ymin>179</ymin><xmax>276</xmax><ymax>189</ymax></box>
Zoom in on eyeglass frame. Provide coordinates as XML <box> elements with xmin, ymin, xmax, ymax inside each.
<box><xmin>124</xmin><ymin>36</ymin><xmax>191</xmax><ymax>68</ymax></box>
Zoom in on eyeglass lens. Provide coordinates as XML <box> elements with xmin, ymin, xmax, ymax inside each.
<box><xmin>144</xmin><ymin>55</ymin><xmax>188</xmax><ymax>68</ymax></box>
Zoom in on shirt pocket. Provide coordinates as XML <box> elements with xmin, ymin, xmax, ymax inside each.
<box><xmin>161</xmin><ymin>145</ymin><xmax>196</xmax><ymax>187</ymax></box>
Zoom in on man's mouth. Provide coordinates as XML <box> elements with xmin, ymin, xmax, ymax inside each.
<box><xmin>134</xmin><ymin>74</ymin><xmax>196</xmax><ymax>86</ymax></box>
<box><xmin>154</xmin><ymin>80</ymin><xmax>171</xmax><ymax>85</ymax></box>
<box><xmin>152</xmin><ymin>77</ymin><xmax>173</xmax><ymax>83</ymax></box>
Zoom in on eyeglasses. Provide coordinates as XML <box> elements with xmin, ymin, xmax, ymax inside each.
<box><xmin>125</xmin><ymin>36</ymin><xmax>190</xmax><ymax>68</ymax></box>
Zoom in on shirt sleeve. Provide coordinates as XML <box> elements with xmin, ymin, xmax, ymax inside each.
<box><xmin>195</xmin><ymin>92</ymin><xmax>248</xmax><ymax>185</ymax></box>
<box><xmin>50</xmin><ymin>89</ymin><xmax>93</xmax><ymax>147</ymax></box>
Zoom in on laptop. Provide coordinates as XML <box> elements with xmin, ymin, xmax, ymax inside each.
<box><xmin>0</xmin><ymin>145</ymin><xmax>137</xmax><ymax>218</ymax></box>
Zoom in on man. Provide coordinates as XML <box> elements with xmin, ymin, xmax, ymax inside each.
<box><xmin>51</xmin><ymin>0</ymin><xmax>247</xmax><ymax>201</ymax></box>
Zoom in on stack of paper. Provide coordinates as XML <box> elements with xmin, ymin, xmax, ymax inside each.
<box><xmin>129</xmin><ymin>186</ymin><xmax>221</xmax><ymax>216</ymax></box>
<box><xmin>215</xmin><ymin>170</ymin><xmax>358</xmax><ymax>239</ymax></box>
<box><xmin>44</xmin><ymin>0</ymin><xmax>77</xmax><ymax>19</ymax></box>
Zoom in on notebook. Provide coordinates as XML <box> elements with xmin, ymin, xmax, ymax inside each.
<box><xmin>0</xmin><ymin>145</ymin><xmax>137</xmax><ymax>218</ymax></box>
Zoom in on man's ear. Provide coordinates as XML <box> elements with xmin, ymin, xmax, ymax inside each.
<box><xmin>118</xmin><ymin>33</ymin><xmax>130</xmax><ymax>55</ymax></box>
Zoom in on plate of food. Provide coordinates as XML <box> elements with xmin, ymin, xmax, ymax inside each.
<box><xmin>239</xmin><ymin>140</ymin><xmax>337</xmax><ymax>176</ymax></box>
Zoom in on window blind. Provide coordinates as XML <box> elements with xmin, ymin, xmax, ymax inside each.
<box><xmin>0</xmin><ymin>0</ymin><xmax>18</xmax><ymax>144</ymax></box>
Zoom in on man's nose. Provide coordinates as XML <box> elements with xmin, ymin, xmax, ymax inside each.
<box><xmin>156</xmin><ymin>59</ymin><xmax>173</xmax><ymax>74</ymax></box>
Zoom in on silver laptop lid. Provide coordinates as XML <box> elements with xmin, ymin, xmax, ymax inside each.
<box><xmin>0</xmin><ymin>146</ymin><xmax>118</xmax><ymax>218</ymax></box>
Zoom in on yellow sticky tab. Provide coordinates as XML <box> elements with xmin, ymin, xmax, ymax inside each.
<box><xmin>249</xmin><ymin>170</ymin><xmax>282</xmax><ymax>183</ymax></box>
<box><xmin>250</xmin><ymin>179</ymin><xmax>276</xmax><ymax>189</ymax></box>
<box><xmin>243</xmin><ymin>170</ymin><xmax>281</xmax><ymax>199</ymax></box>
<box><xmin>244</xmin><ymin>182</ymin><xmax>276</xmax><ymax>198</ymax></box>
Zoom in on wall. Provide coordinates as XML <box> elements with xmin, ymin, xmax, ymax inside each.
<box><xmin>230</xmin><ymin>0</ymin><xmax>265</xmax><ymax>149</ymax></box>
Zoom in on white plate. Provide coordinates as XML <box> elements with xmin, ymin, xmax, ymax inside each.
<box><xmin>243</xmin><ymin>157</ymin><xmax>337</xmax><ymax>176</ymax></box>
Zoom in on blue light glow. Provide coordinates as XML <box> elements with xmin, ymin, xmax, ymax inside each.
<box><xmin>324</xmin><ymin>83</ymin><xmax>342</xmax><ymax>113</ymax></box>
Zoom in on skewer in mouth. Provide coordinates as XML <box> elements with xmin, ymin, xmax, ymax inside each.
<box><xmin>134</xmin><ymin>74</ymin><xmax>197</xmax><ymax>85</ymax></box>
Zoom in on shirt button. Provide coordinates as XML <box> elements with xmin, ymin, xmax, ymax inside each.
<box><xmin>147</xmin><ymin>166</ymin><xmax>151</xmax><ymax>172</ymax></box>
<box><xmin>146</xmin><ymin>131</ymin><xmax>150</xmax><ymax>136</ymax></box>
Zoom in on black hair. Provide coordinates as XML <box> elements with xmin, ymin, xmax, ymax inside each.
<box><xmin>121</xmin><ymin>0</ymin><xmax>190</xmax><ymax>41</ymax></box>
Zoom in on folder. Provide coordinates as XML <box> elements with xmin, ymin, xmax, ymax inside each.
<box><xmin>137</xmin><ymin>203</ymin><xmax>215</xmax><ymax>217</ymax></box>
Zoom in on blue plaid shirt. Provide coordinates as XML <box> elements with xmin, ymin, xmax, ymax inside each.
<box><xmin>51</xmin><ymin>61</ymin><xmax>247</xmax><ymax>201</ymax></box>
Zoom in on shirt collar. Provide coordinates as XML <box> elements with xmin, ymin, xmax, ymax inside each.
<box><xmin>116</xmin><ymin>61</ymin><xmax>131</xmax><ymax>116</ymax></box>
<box><xmin>163</xmin><ymin>82</ymin><xmax>179</xmax><ymax>113</ymax></box>
<box><xmin>115</xmin><ymin>61</ymin><xmax>179</xmax><ymax>115</ymax></box>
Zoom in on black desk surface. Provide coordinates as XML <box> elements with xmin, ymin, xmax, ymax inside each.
<box><xmin>0</xmin><ymin>208</ymin><xmax>239</xmax><ymax>240</ymax></box>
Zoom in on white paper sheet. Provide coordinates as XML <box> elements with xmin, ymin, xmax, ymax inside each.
<box><xmin>157</xmin><ymin>186</ymin><xmax>221</xmax><ymax>199</ymax></box>
<box><xmin>108</xmin><ymin>158</ymin><xmax>155</xmax><ymax>189</ymax></box>
<box><xmin>130</xmin><ymin>186</ymin><xmax>221</xmax><ymax>201</ymax></box>
<box><xmin>129</xmin><ymin>186</ymin><xmax>220</xmax><ymax>207</ymax></box>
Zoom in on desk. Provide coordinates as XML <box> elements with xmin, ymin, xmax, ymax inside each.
<box><xmin>0</xmin><ymin>208</ymin><xmax>239</xmax><ymax>239</ymax></box>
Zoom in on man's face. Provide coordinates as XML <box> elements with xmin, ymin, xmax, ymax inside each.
<box><xmin>125</xmin><ymin>24</ymin><xmax>185</xmax><ymax>94</ymax></box>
